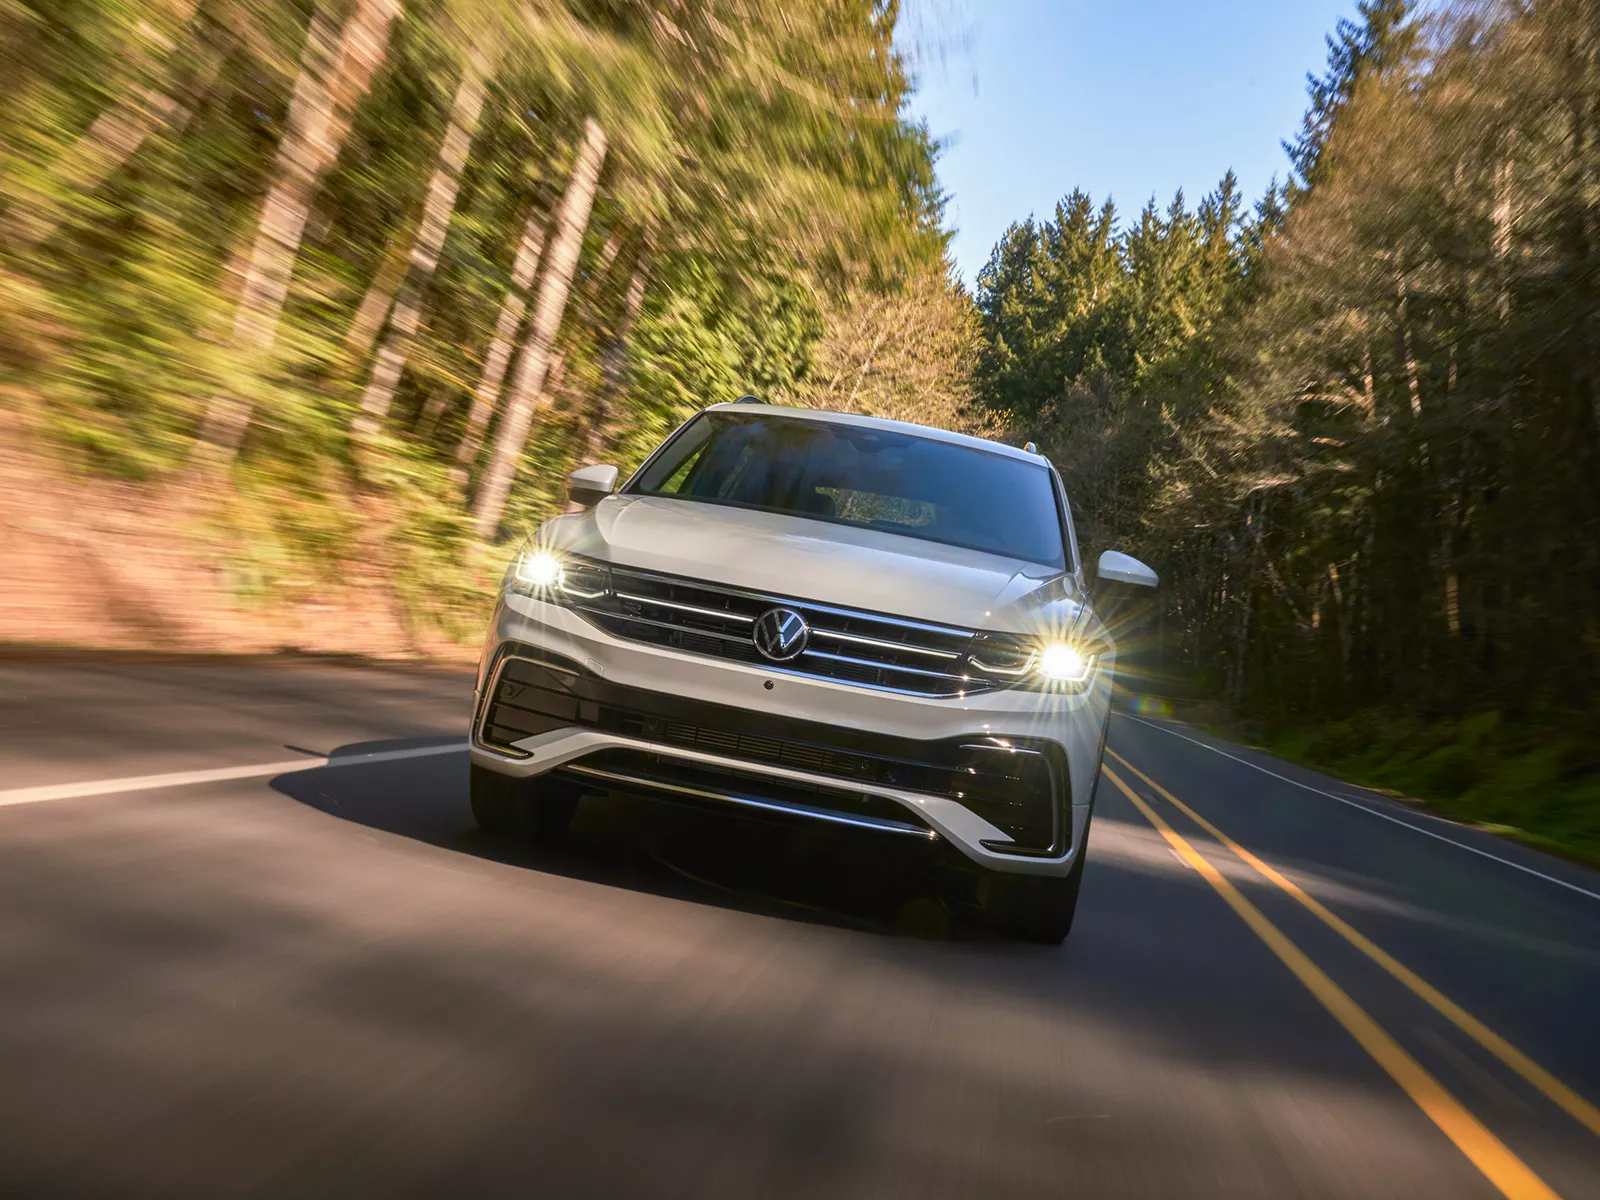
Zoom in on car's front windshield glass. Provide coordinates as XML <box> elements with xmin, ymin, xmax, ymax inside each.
<box><xmin>627</xmin><ymin>411</ymin><xmax>1068</xmax><ymax>569</ymax></box>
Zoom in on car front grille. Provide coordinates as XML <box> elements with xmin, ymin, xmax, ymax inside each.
<box><xmin>558</xmin><ymin>559</ymin><xmax>987</xmax><ymax>697</ymax></box>
<box><xmin>476</xmin><ymin>648</ymin><xmax>1069</xmax><ymax>853</ymax></box>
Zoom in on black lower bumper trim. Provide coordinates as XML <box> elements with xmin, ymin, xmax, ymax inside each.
<box><xmin>558</xmin><ymin>759</ymin><xmax>936</xmax><ymax>839</ymax></box>
<box><xmin>477</xmin><ymin>641</ymin><xmax>1072</xmax><ymax>854</ymax></box>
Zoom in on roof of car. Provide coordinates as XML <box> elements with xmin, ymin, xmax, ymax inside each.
<box><xmin>702</xmin><ymin>401</ymin><xmax>1044</xmax><ymax>464</ymax></box>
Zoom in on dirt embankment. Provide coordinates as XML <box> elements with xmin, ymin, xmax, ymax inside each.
<box><xmin>0</xmin><ymin>414</ymin><xmax>477</xmax><ymax>662</ymax></box>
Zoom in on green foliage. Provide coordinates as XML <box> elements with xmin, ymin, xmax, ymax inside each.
<box><xmin>1285</xmin><ymin>0</ymin><xmax>1415</xmax><ymax>192</ymax></box>
<box><xmin>1260</xmin><ymin>709</ymin><xmax>1600</xmax><ymax>864</ymax></box>
<box><xmin>972</xmin><ymin>0</ymin><xmax>1599</xmax><ymax>851</ymax></box>
<box><xmin>782</xmin><ymin>257</ymin><xmax>986</xmax><ymax>433</ymax></box>
<box><xmin>0</xmin><ymin>0</ymin><xmax>943</xmax><ymax>634</ymax></box>
<box><xmin>973</xmin><ymin>173</ymin><xmax>1262</xmax><ymax>552</ymax></box>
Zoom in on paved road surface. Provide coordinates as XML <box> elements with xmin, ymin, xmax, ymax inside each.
<box><xmin>2</xmin><ymin>658</ymin><xmax>1597</xmax><ymax>1198</ymax></box>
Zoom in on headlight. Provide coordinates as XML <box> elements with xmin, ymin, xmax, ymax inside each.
<box><xmin>506</xmin><ymin>549</ymin><xmax>610</xmax><ymax>601</ymax></box>
<box><xmin>514</xmin><ymin>549</ymin><xmax>564</xmax><ymax>590</ymax></box>
<box><xmin>968</xmin><ymin>633</ymin><xmax>1099</xmax><ymax>691</ymax></box>
<box><xmin>1035</xmin><ymin>642</ymin><xmax>1094</xmax><ymax>683</ymax></box>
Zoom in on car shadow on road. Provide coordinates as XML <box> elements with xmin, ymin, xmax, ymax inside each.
<box><xmin>261</xmin><ymin>735</ymin><xmax>1411</xmax><ymax>1130</ymax></box>
<box><xmin>272</xmin><ymin>736</ymin><xmax>1002</xmax><ymax>941</ymax></box>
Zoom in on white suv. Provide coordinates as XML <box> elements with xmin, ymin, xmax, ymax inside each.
<box><xmin>469</xmin><ymin>401</ymin><xmax>1157</xmax><ymax>942</ymax></box>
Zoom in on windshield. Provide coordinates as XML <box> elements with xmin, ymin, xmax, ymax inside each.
<box><xmin>628</xmin><ymin>411</ymin><xmax>1069</xmax><ymax>569</ymax></box>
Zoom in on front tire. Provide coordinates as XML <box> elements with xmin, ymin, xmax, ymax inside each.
<box><xmin>981</xmin><ymin>844</ymin><xmax>1087</xmax><ymax>944</ymax></box>
<box><xmin>470</xmin><ymin>764</ymin><xmax>579</xmax><ymax>844</ymax></box>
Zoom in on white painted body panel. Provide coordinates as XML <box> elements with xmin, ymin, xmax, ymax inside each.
<box><xmin>540</xmin><ymin>494</ymin><xmax>1079</xmax><ymax>633</ymax></box>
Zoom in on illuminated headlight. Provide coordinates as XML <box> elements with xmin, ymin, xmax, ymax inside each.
<box><xmin>1035</xmin><ymin>642</ymin><xmax>1094</xmax><ymax>683</ymax></box>
<box><xmin>506</xmin><ymin>549</ymin><xmax>609</xmax><ymax>601</ymax></box>
<box><xmin>969</xmin><ymin>633</ymin><xmax>1099</xmax><ymax>691</ymax></box>
<box><xmin>514</xmin><ymin>549</ymin><xmax>564</xmax><ymax>591</ymax></box>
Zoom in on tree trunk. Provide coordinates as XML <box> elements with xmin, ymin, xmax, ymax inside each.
<box><xmin>1391</xmin><ymin>264</ymin><xmax>1423</xmax><ymax>422</ymax></box>
<box><xmin>192</xmin><ymin>0</ymin><xmax>403</xmax><ymax>465</ymax></box>
<box><xmin>454</xmin><ymin>204</ymin><xmax>550</xmax><ymax>473</ymax></box>
<box><xmin>582</xmin><ymin>228</ymin><xmax>654</xmax><ymax>463</ymax></box>
<box><xmin>544</xmin><ymin>349</ymin><xmax>569</xmax><ymax>411</ymax></box>
<box><xmin>345</xmin><ymin>207</ymin><xmax>420</xmax><ymax>362</ymax></box>
<box><xmin>1492</xmin><ymin>152</ymin><xmax>1514</xmax><ymax>319</ymax></box>
<box><xmin>1232</xmin><ymin>587</ymin><xmax>1253</xmax><ymax>704</ymax></box>
<box><xmin>590</xmin><ymin>228</ymin><xmax>624</xmax><ymax>296</ymax></box>
<box><xmin>353</xmin><ymin>46</ymin><xmax>489</xmax><ymax>438</ymax></box>
<box><xmin>470</xmin><ymin>117</ymin><xmax>607</xmax><ymax>538</ymax></box>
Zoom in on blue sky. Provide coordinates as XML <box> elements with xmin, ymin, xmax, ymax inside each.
<box><xmin>898</xmin><ymin>0</ymin><xmax>1357</xmax><ymax>284</ymax></box>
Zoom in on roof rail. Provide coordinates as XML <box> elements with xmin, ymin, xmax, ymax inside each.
<box><xmin>733</xmin><ymin>394</ymin><xmax>764</xmax><ymax>405</ymax></box>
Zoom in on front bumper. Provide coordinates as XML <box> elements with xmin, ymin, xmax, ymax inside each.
<box><xmin>471</xmin><ymin>593</ymin><xmax>1108</xmax><ymax>876</ymax></box>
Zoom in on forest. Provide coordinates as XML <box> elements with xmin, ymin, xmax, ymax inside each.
<box><xmin>973</xmin><ymin>0</ymin><xmax>1600</xmax><ymax>854</ymax></box>
<box><xmin>0</xmin><ymin>0</ymin><xmax>1596</xmax><ymax>852</ymax></box>
<box><xmin>0</xmin><ymin>0</ymin><xmax>968</xmax><ymax>632</ymax></box>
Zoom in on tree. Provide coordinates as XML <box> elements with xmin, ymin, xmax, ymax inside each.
<box><xmin>581</xmin><ymin>222</ymin><xmax>655</xmax><ymax>463</ymax></box>
<box><xmin>193</xmin><ymin>0</ymin><xmax>404</xmax><ymax>465</ymax></box>
<box><xmin>454</xmin><ymin>198</ymin><xmax>548</xmax><ymax>474</ymax></box>
<box><xmin>353</xmin><ymin>40</ymin><xmax>490</xmax><ymax>439</ymax></box>
<box><xmin>1285</xmin><ymin>0</ymin><xmax>1416</xmax><ymax>192</ymax></box>
<box><xmin>471</xmin><ymin>116</ymin><xmax>607</xmax><ymax>538</ymax></box>
<box><xmin>4</xmin><ymin>0</ymin><xmax>216</xmax><ymax>250</ymax></box>
<box><xmin>0</xmin><ymin>0</ymin><xmax>950</xmax><ymax>632</ymax></box>
<box><xmin>784</xmin><ymin>256</ymin><xmax>984</xmax><ymax>433</ymax></box>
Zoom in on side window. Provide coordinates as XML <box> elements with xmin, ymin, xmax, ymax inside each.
<box><xmin>633</xmin><ymin>415</ymin><xmax>714</xmax><ymax>493</ymax></box>
<box><xmin>656</xmin><ymin>447</ymin><xmax>702</xmax><ymax>494</ymax></box>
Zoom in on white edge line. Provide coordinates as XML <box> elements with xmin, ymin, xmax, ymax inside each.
<box><xmin>1115</xmin><ymin>713</ymin><xmax>1600</xmax><ymax>903</ymax></box>
<box><xmin>0</xmin><ymin>742</ymin><xmax>467</xmax><ymax>808</ymax></box>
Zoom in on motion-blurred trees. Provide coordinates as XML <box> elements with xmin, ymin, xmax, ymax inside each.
<box><xmin>0</xmin><ymin>0</ymin><xmax>950</xmax><ymax>616</ymax></box>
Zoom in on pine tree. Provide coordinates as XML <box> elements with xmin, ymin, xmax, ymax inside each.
<box><xmin>1285</xmin><ymin>0</ymin><xmax>1416</xmax><ymax>192</ymax></box>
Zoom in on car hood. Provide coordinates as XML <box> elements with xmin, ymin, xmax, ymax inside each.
<box><xmin>539</xmin><ymin>494</ymin><xmax>1083</xmax><ymax>633</ymax></box>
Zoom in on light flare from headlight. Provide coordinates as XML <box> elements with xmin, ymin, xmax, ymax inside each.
<box><xmin>514</xmin><ymin>549</ymin><xmax>564</xmax><ymax>590</ymax></box>
<box><xmin>1035</xmin><ymin>641</ymin><xmax>1094</xmax><ymax>683</ymax></box>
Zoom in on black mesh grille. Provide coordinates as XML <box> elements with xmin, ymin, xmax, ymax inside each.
<box><xmin>477</xmin><ymin>648</ymin><xmax>1069</xmax><ymax>853</ymax></box>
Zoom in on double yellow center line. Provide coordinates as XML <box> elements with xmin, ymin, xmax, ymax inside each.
<box><xmin>1101</xmin><ymin>748</ymin><xmax>1593</xmax><ymax>1200</ymax></box>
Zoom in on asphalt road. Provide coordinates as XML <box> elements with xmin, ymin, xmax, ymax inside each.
<box><xmin>2</xmin><ymin>657</ymin><xmax>1597</xmax><ymax>1199</ymax></box>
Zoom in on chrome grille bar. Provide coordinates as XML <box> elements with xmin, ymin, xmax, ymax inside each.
<box><xmin>604</xmin><ymin>565</ymin><xmax>972</xmax><ymax>639</ymax></box>
<box><xmin>572</xmin><ymin>604</ymin><xmax>755</xmax><ymax>646</ymax></box>
<box><xmin>566</xmin><ymin>559</ymin><xmax>988</xmax><ymax>697</ymax></box>
<box><xmin>800</xmin><ymin>648</ymin><xmax>970</xmax><ymax>684</ymax></box>
<box><xmin>807</xmin><ymin>627</ymin><xmax>963</xmax><ymax>660</ymax></box>
<box><xmin>613</xmin><ymin>592</ymin><xmax>755</xmax><ymax>624</ymax></box>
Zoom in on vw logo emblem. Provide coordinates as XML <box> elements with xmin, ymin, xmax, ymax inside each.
<box><xmin>752</xmin><ymin>607</ymin><xmax>810</xmax><ymax>662</ymax></box>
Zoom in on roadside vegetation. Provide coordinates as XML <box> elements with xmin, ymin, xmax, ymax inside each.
<box><xmin>0</xmin><ymin>0</ymin><xmax>976</xmax><ymax>647</ymax></box>
<box><xmin>1256</xmin><ymin>711</ymin><xmax>1600</xmax><ymax>865</ymax></box>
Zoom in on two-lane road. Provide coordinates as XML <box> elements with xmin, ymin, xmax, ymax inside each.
<box><xmin>2</xmin><ymin>659</ymin><xmax>1596</xmax><ymax>1198</ymax></box>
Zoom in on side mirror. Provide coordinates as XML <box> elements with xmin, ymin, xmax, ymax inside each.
<box><xmin>567</xmin><ymin>463</ymin><xmax>619</xmax><ymax>508</ymax></box>
<box><xmin>1097</xmin><ymin>550</ymin><xmax>1158</xmax><ymax>589</ymax></box>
